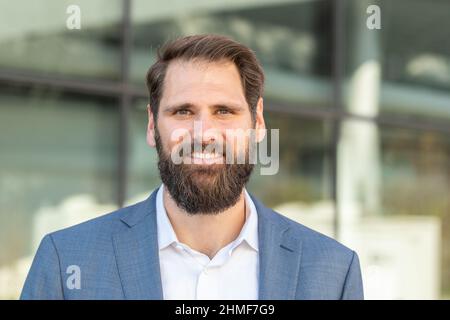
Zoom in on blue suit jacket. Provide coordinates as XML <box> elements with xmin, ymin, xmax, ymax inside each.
<box><xmin>21</xmin><ymin>190</ymin><xmax>364</xmax><ymax>299</ymax></box>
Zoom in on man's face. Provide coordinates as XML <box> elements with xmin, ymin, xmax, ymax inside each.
<box><xmin>147</xmin><ymin>59</ymin><xmax>265</xmax><ymax>214</ymax></box>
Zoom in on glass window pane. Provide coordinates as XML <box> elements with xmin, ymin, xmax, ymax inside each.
<box><xmin>344</xmin><ymin>0</ymin><xmax>450</xmax><ymax>121</ymax></box>
<box><xmin>0</xmin><ymin>86</ymin><xmax>119</xmax><ymax>299</ymax></box>
<box><xmin>249</xmin><ymin>111</ymin><xmax>335</xmax><ymax>237</ymax></box>
<box><xmin>125</xmin><ymin>99</ymin><xmax>161</xmax><ymax>204</ymax></box>
<box><xmin>131</xmin><ymin>0</ymin><xmax>333</xmax><ymax>109</ymax></box>
<box><xmin>338</xmin><ymin>119</ymin><xmax>450</xmax><ymax>299</ymax></box>
<box><xmin>0</xmin><ymin>0</ymin><xmax>123</xmax><ymax>80</ymax></box>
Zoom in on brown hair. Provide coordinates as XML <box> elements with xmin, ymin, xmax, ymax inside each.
<box><xmin>146</xmin><ymin>34</ymin><xmax>265</xmax><ymax>121</ymax></box>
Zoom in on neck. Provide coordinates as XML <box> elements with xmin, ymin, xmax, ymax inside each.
<box><xmin>163</xmin><ymin>187</ymin><xmax>247</xmax><ymax>259</ymax></box>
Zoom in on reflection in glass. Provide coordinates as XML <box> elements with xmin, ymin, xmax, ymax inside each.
<box><xmin>344</xmin><ymin>0</ymin><xmax>450</xmax><ymax>120</ymax></box>
<box><xmin>131</xmin><ymin>0</ymin><xmax>333</xmax><ymax>109</ymax></box>
<box><xmin>125</xmin><ymin>99</ymin><xmax>161</xmax><ymax>204</ymax></box>
<box><xmin>0</xmin><ymin>0</ymin><xmax>122</xmax><ymax>79</ymax></box>
<box><xmin>0</xmin><ymin>86</ymin><xmax>119</xmax><ymax>298</ymax></box>
<box><xmin>338</xmin><ymin>120</ymin><xmax>450</xmax><ymax>299</ymax></box>
<box><xmin>248</xmin><ymin>112</ymin><xmax>334</xmax><ymax>237</ymax></box>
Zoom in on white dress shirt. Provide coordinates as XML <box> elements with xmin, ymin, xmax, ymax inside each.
<box><xmin>156</xmin><ymin>184</ymin><xmax>259</xmax><ymax>300</ymax></box>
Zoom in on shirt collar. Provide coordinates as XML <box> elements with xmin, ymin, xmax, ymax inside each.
<box><xmin>235</xmin><ymin>189</ymin><xmax>259</xmax><ymax>252</ymax></box>
<box><xmin>156</xmin><ymin>185</ymin><xmax>179</xmax><ymax>250</ymax></box>
<box><xmin>155</xmin><ymin>184</ymin><xmax>259</xmax><ymax>252</ymax></box>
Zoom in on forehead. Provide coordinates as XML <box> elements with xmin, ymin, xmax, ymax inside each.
<box><xmin>160</xmin><ymin>59</ymin><xmax>246</xmax><ymax>106</ymax></box>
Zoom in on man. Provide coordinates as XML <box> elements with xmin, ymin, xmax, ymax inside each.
<box><xmin>21</xmin><ymin>34</ymin><xmax>363</xmax><ymax>300</ymax></box>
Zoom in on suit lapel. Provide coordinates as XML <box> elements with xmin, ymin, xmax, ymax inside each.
<box><xmin>111</xmin><ymin>189</ymin><xmax>303</xmax><ymax>300</ymax></box>
<box><xmin>251</xmin><ymin>195</ymin><xmax>303</xmax><ymax>300</ymax></box>
<box><xmin>112</xmin><ymin>190</ymin><xmax>163</xmax><ymax>299</ymax></box>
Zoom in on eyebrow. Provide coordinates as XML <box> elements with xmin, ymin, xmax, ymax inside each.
<box><xmin>163</xmin><ymin>102</ymin><xmax>245</xmax><ymax>113</ymax></box>
<box><xmin>163</xmin><ymin>103</ymin><xmax>195</xmax><ymax>113</ymax></box>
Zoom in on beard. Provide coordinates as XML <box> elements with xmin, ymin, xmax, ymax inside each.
<box><xmin>155</xmin><ymin>127</ymin><xmax>254</xmax><ymax>215</ymax></box>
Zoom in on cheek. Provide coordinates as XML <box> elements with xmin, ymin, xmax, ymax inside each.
<box><xmin>158</xmin><ymin>122</ymin><xmax>192</xmax><ymax>153</ymax></box>
<box><xmin>217</xmin><ymin>117</ymin><xmax>253</xmax><ymax>137</ymax></box>
<box><xmin>224</xmin><ymin>131</ymin><xmax>251</xmax><ymax>155</ymax></box>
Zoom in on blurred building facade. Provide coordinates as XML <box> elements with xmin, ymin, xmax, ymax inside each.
<box><xmin>0</xmin><ymin>0</ymin><xmax>449</xmax><ymax>299</ymax></box>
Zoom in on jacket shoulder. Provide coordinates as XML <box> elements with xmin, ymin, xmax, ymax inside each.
<box><xmin>48</xmin><ymin>199</ymin><xmax>146</xmax><ymax>248</ymax></box>
<box><xmin>270</xmin><ymin>209</ymin><xmax>363</xmax><ymax>299</ymax></box>
<box><xmin>271</xmin><ymin>209</ymin><xmax>356</xmax><ymax>262</ymax></box>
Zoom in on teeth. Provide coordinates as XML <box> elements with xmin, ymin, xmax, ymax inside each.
<box><xmin>191</xmin><ymin>152</ymin><xmax>221</xmax><ymax>159</ymax></box>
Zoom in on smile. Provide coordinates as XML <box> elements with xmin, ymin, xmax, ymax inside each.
<box><xmin>191</xmin><ymin>152</ymin><xmax>222</xmax><ymax>159</ymax></box>
<box><xmin>188</xmin><ymin>152</ymin><xmax>224</xmax><ymax>164</ymax></box>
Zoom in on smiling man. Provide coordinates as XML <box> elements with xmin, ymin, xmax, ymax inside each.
<box><xmin>21</xmin><ymin>34</ymin><xmax>363</xmax><ymax>300</ymax></box>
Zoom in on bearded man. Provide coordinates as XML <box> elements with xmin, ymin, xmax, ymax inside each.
<box><xmin>21</xmin><ymin>34</ymin><xmax>363</xmax><ymax>300</ymax></box>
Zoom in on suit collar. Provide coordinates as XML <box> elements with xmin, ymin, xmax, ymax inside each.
<box><xmin>113</xmin><ymin>189</ymin><xmax>163</xmax><ymax>299</ymax></box>
<box><xmin>113</xmin><ymin>189</ymin><xmax>302</xmax><ymax>300</ymax></box>
<box><xmin>250</xmin><ymin>194</ymin><xmax>303</xmax><ymax>300</ymax></box>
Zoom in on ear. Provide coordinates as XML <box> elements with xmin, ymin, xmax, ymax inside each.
<box><xmin>146</xmin><ymin>104</ymin><xmax>156</xmax><ymax>147</ymax></box>
<box><xmin>254</xmin><ymin>97</ymin><xmax>266</xmax><ymax>143</ymax></box>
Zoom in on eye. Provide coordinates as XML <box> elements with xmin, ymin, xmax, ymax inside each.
<box><xmin>216</xmin><ymin>108</ymin><xmax>232</xmax><ymax>115</ymax></box>
<box><xmin>175</xmin><ymin>109</ymin><xmax>192</xmax><ymax>115</ymax></box>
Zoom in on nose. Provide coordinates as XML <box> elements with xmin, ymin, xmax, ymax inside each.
<box><xmin>192</xmin><ymin>112</ymin><xmax>221</xmax><ymax>144</ymax></box>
